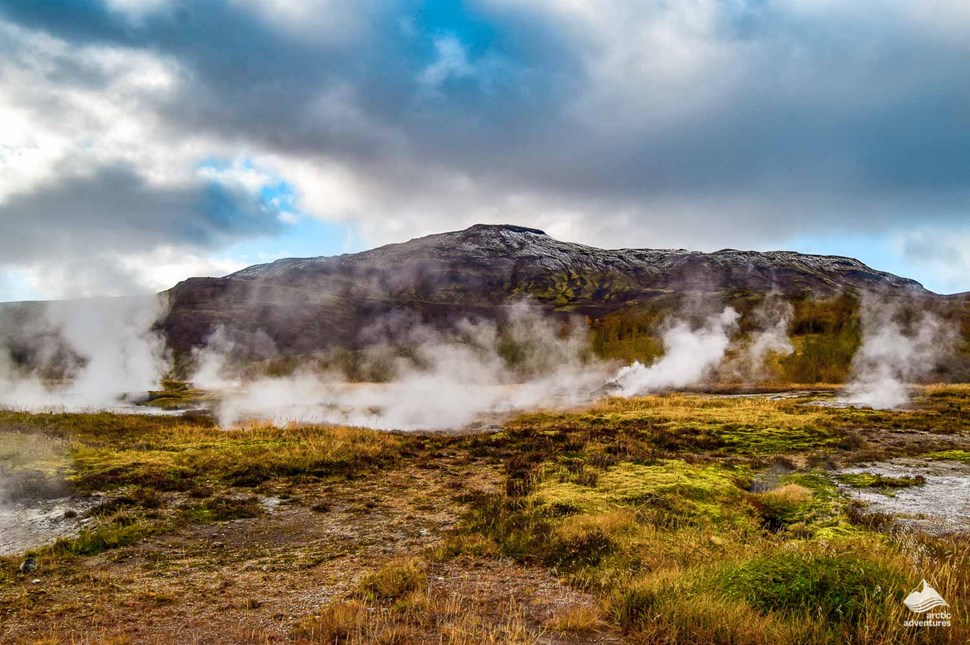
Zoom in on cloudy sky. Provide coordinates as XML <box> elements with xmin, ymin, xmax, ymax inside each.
<box><xmin>1</xmin><ymin>0</ymin><xmax>968</xmax><ymax>300</ymax></box>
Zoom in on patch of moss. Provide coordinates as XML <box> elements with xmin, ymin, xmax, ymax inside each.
<box><xmin>534</xmin><ymin>460</ymin><xmax>752</xmax><ymax>526</ymax></box>
<box><xmin>924</xmin><ymin>449</ymin><xmax>970</xmax><ymax>464</ymax></box>
<box><xmin>183</xmin><ymin>496</ymin><xmax>264</xmax><ymax>523</ymax></box>
<box><xmin>836</xmin><ymin>472</ymin><xmax>926</xmax><ymax>489</ymax></box>
<box><xmin>713</xmin><ymin>423</ymin><xmax>852</xmax><ymax>454</ymax></box>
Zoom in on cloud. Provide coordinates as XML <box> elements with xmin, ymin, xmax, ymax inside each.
<box><xmin>418</xmin><ymin>35</ymin><xmax>475</xmax><ymax>92</ymax></box>
<box><xmin>0</xmin><ymin>163</ymin><xmax>284</xmax><ymax>262</ymax></box>
<box><xmin>895</xmin><ymin>229</ymin><xmax>970</xmax><ymax>295</ymax></box>
<box><xmin>0</xmin><ymin>0</ymin><xmax>969</xmax><ymax>297</ymax></box>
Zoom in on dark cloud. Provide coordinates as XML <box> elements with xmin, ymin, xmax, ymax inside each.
<box><xmin>0</xmin><ymin>164</ymin><xmax>283</xmax><ymax>264</ymax></box>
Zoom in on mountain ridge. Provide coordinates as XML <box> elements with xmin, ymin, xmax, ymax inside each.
<box><xmin>157</xmin><ymin>223</ymin><xmax>935</xmax><ymax>357</ymax></box>
<box><xmin>222</xmin><ymin>223</ymin><xmax>926</xmax><ymax>292</ymax></box>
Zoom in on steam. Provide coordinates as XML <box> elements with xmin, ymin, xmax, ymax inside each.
<box><xmin>719</xmin><ymin>297</ymin><xmax>794</xmax><ymax>382</ymax></box>
<box><xmin>192</xmin><ymin>302</ymin><xmax>611</xmax><ymax>430</ymax></box>
<box><xmin>0</xmin><ymin>296</ymin><xmax>169</xmax><ymax>410</ymax></box>
<box><xmin>612</xmin><ymin>308</ymin><xmax>740</xmax><ymax>396</ymax></box>
<box><xmin>842</xmin><ymin>297</ymin><xmax>957</xmax><ymax>409</ymax></box>
<box><xmin>747</xmin><ymin>298</ymin><xmax>794</xmax><ymax>367</ymax></box>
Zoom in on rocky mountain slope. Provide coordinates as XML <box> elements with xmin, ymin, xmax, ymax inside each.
<box><xmin>160</xmin><ymin>224</ymin><xmax>930</xmax><ymax>357</ymax></box>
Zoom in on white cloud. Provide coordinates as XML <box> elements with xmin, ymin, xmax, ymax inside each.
<box><xmin>895</xmin><ymin>229</ymin><xmax>970</xmax><ymax>294</ymax></box>
<box><xmin>419</xmin><ymin>35</ymin><xmax>475</xmax><ymax>90</ymax></box>
<box><xmin>0</xmin><ymin>21</ymin><xmax>192</xmax><ymax>202</ymax></box>
<box><xmin>118</xmin><ymin>248</ymin><xmax>250</xmax><ymax>292</ymax></box>
<box><xmin>229</xmin><ymin>0</ymin><xmax>376</xmax><ymax>42</ymax></box>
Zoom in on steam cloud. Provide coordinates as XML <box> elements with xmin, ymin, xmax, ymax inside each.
<box><xmin>192</xmin><ymin>302</ymin><xmax>612</xmax><ymax>430</ymax></box>
<box><xmin>0</xmin><ymin>297</ymin><xmax>169</xmax><ymax>410</ymax></box>
<box><xmin>842</xmin><ymin>297</ymin><xmax>957</xmax><ymax>409</ymax></box>
<box><xmin>612</xmin><ymin>307</ymin><xmax>741</xmax><ymax>396</ymax></box>
<box><xmin>0</xmin><ymin>293</ymin><xmax>802</xmax><ymax>429</ymax></box>
<box><xmin>747</xmin><ymin>298</ymin><xmax>795</xmax><ymax>368</ymax></box>
<box><xmin>719</xmin><ymin>297</ymin><xmax>794</xmax><ymax>382</ymax></box>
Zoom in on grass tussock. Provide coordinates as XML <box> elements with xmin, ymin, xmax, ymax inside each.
<box><xmin>358</xmin><ymin>558</ymin><xmax>427</xmax><ymax>602</ymax></box>
<box><xmin>542</xmin><ymin>605</ymin><xmax>603</xmax><ymax>634</ymax></box>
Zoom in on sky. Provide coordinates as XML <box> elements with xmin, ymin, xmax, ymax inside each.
<box><xmin>0</xmin><ymin>0</ymin><xmax>968</xmax><ymax>300</ymax></box>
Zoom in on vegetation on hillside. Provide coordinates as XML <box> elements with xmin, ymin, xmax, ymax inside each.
<box><xmin>590</xmin><ymin>293</ymin><xmax>970</xmax><ymax>384</ymax></box>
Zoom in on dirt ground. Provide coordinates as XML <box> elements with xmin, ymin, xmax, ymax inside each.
<box><xmin>0</xmin><ymin>455</ymin><xmax>618</xmax><ymax>644</ymax></box>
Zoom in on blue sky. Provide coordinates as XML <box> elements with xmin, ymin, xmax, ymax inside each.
<box><xmin>0</xmin><ymin>0</ymin><xmax>968</xmax><ymax>299</ymax></box>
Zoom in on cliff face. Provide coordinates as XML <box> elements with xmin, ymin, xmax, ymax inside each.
<box><xmin>159</xmin><ymin>224</ymin><xmax>930</xmax><ymax>357</ymax></box>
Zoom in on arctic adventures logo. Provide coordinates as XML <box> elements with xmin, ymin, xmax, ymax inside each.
<box><xmin>903</xmin><ymin>580</ymin><xmax>951</xmax><ymax>628</ymax></box>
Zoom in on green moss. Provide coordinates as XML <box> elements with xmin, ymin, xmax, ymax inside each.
<box><xmin>836</xmin><ymin>472</ymin><xmax>926</xmax><ymax>489</ymax></box>
<box><xmin>924</xmin><ymin>449</ymin><xmax>970</xmax><ymax>464</ymax></box>
<box><xmin>779</xmin><ymin>472</ymin><xmax>839</xmax><ymax>500</ymax></box>
<box><xmin>712</xmin><ymin>423</ymin><xmax>851</xmax><ymax>454</ymax></box>
<box><xmin>534</xmin><ymin>460</ymin><xmax>751</xmax><ymax>526</ymax></box>
<box><xmin>183</xmin><ymin>496</ymin><xmax>265</xmax><ymax>523</ymax></box>
<box><xmin>768</xmin><ymin>472</ymin><xmax>866</xmax><ymax>539</ymax></box>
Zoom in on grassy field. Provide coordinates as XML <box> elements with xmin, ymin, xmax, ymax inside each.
<box><xmin>1</xmin><ymin>386</ymin><xmax>969</xmax><ymax>643</ymax></box>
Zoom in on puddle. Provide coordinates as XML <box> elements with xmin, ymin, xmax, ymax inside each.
<box><xmin>708</xmin><ymin>390</ymin><xmax>830</xmax><ymax>401</ymax></box>
<box><xmin>837</xmin><ymin>459</ymin><xmax>970</xmax><ymax>534</ymax></box>
<box><xmin>0</xmin><ymin>402</ymin><xmax>190</xmax><ymax>417</ymax></box>
<box><xmin>260</xmin><ymin>496</ymin><xmax>285</xmax><ymax>513</ymax></box>
<box><xmin>0</xmin><ymin>433</ymin><xmax>102</xmax><ymax>555</ymax></box>
<box><xmin>0</xmin><ymin>495</ymin><xmax>101</xmax><ymax>556</ymax></box>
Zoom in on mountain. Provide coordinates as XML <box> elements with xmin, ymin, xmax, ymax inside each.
<box><xmin>160</xmin><ymin>224</ymin><xmax>931</xmax><ymax>357</ymax></box>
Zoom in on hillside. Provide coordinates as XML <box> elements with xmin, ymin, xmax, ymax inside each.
<box><xmin>160</xmin><ymin>224</ymin><xmax>933</xmax><ymax>359</ymax></box>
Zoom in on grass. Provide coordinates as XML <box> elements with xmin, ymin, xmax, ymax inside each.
<box><xmin>718</xmin><ymin>551</ymin><xmax>904</xmax><ymax>622</ymax></box>
<box><xmin>2</xmin><ymin>386</ymin><xmax>970</xmax><ymax>642</ymax></box>
<box><xmin>0</xmin><ymin>410</ymin><xmax>406</xmax><ymax>492</ymax></box>
<box><xmin>457</xmin><ymin>387</ymin><xmax>970</xmax><ymax>643</ymax></box>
